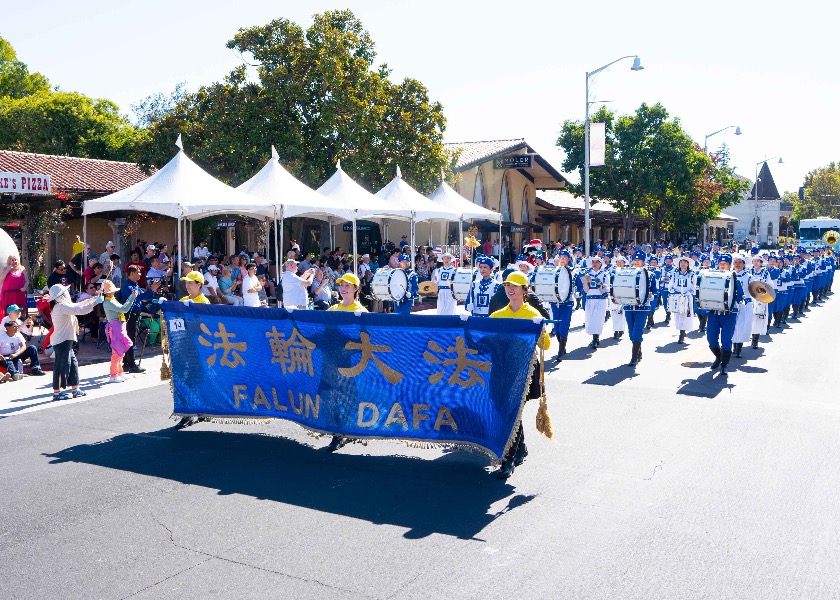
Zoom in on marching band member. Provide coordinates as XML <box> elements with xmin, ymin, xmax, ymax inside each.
<box><xmin>550</xmin><ymin>252</ymin><xmax>575</xmax><ymax>360</ymax></box>
<box><xmin>393</xmin><ymin>253</ymin><xmax>419</xmax><ymax>316</ymax></box>
<box><xmin>609</xmin><ymin>255</ymin><xmax>627</xmax><ymax>340</ymax></box>
<box><xmin>645</xmin><ymin>256</ymin><xmax>661</xmax><ymax>330</ymax></box>
<box><xmin>583</xmin><ymin>255</ymin><xmax>609</xmax><ymax>348</ymax></box>
<box><xmin>731</xmin><ymin>254</ymin><xmax>752</xmax><ymax>358</ymax></box>
<box><xmin>490</xmin><ymin>271</ymin><xmax>551</xmax><ymax>479</ymax></box>
<box><xmin>801</xmin><ymin>249</ymin><xmax>814</xmax><ymax>311</ymax></box>
<box><xmin>705</xmin><ymin>253</ymin><xmax>744</xmax><ymax>375</ymax></box>
<box><xmin>325</xmin><ymin>273</ymin><xmax>368</xmax><ymax>453</ymax></box>
<box><xmin>623</xmin><ymin>250</ymin><xmax>657</xmax><ymax>367</ymax></box>
<box><xmin>789</xmin><ymin>253</ymin><xmax>805</xmax><ymax>320</ymax></box>
<box><xmin>749</xmin><ymin>254</ymin><xmax>772</xmax><ymax>349</ymax></box>
<box><xmin>432</xmin><ymin>252</ymin><xmax>458</xmax><ymax>316</ymax></box>
<box><xmin>779</xmin><ymin>255</ymin><xmax>792</xmax><ymax>326</ymax></box>
<box><xmin>667</xmin><ymin>255</ymin><xmax>696</xmax><ymax>344</ymax></box>
<box><xmin>695</xmin><ymin>254</ymin><xmax>711</xmax><ymax>333</ymax></box>
<box><xmin>659</xmin><ymin>254</ymin><xmax>676</xmax><ymax>325</ymax></box>
<box><xmin>466</xmin><ymin>255</ymin><xmax>500</xmax><ymax>318</ymax></box>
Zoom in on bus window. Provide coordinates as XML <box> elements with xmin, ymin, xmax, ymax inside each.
<box><xmin>799</xmin><ymin>227</ymin><xmax>820</xmax><ymax>239</ymax></box>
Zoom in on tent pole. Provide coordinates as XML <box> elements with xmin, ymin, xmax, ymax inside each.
<box><xmin>279</xmin><ymin>206</ymin><xmax>285</xmax><ymax>265</ymax></box>
<box><xmin>329</xmin><ymin>218</ymin><xmax>334</xmax><ymax>250</ymax></box>
<box><xmin>498</xmin><ymin>219</ymin><xmax>502</xmax><ymax>265</ymax></box>
<box><xmin>273</xmin><ymin>207</ymin><xmax>281</xmax><ymax>282</ymax></box>
<box><xmin>459</xmin><ymin>218</ymin><xmax>463</xmax><ymax>265</ymax></box>
<box><xmin>410</xmin><ymin>214</ymin><xmax>416</xmax><ymax>262</ymax></box>
<box><xmin>177</xmin><ymin>213</ymin><xmax>182</xmax><ymax>281</ymax></box>
<box><xmin>264</xmin><ymin>217</ymin><xmax>270</xmax><ymax>269</ymax></box>
<box><xmin>352</xmin><ymin>212</ymin><xmax>358</xmax><ymax>272</ymax></box>
<box><xmin>82</xmin><ymin>214</ymin><xmax>87</xmax><ymax>290</ymax></box>
<box><xmin>188</xmin><ymin>219</ymin><xmax>193</xmax><ymax>257</ymax></box>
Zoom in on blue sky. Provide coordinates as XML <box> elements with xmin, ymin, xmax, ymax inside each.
<box><xmin>4</xmin><ymin>0</ymin><xmax>836</xmax><ymax>194</ymax></box>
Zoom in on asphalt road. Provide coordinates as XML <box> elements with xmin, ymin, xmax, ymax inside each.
<box><xmin>2</xmin><ymin>297</ymin><xmax>839</xmax><ymax>599</ymax></box>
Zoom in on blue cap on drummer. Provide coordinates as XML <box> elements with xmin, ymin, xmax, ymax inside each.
<box><xmin>476</xmin><ymin>255</ymin><xmax>494</xmax><ymax>267</ymax></box>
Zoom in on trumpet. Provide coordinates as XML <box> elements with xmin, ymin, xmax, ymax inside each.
<box><xmin>823</xmin><ymin>230</ymin><xmax>839</xmax><ymax>245</ymax></box>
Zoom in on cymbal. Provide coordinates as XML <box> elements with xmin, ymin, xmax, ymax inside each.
<box><xmin>748</xmin><ymin>280</ymin><xmax>776</xmax><ymax>303</ymax></box>
<box><xmin>418</xmin><ymin>281</ymin><xmax>439</xmax><ymax>296</ymax></box>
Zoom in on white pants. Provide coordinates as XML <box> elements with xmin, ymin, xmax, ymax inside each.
<box><xmin>610</xmin><ymin>303</ymin><xmax>626</xmax><ymax>334</ymax></box>
<box><xmin>751</xmin><ymin>304</ymin><xmax>769</xmax><ymax>335</ymax></box>
<box><xmin>584</xmin><ymin>298</ymin><xmax>607</xmax><ymax>335</ymax></box>
<box><xmin>436</xmin><ymin>289</ymin><xmax>457</xmax><ymax>316</ymax></box>
<box><xmin>733</xmin><ymin>303</ymin><xmax>752</xmax><ymax>343</ymax></box>
<box><xmin>225</xmin><ymin>295</ymin><xmax>244</xmax><ymax>306</ymax></box>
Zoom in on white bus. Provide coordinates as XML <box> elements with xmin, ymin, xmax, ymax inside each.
<box><xmin>798</xmin><ymin>217</ymin><xmax>840</xmax><ymax>252</ymax></box>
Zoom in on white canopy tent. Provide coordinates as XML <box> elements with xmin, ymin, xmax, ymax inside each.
<box><xmin>374</xmin><ymin>167</ymin><xmax>462</xmax><ymax>259</ymax></box>
<box><xmin>83</xmin><ymin>139</ymin><xmax>274</xmax><ymax>278</ymax></box>
<box><xmin>428</xmin><ymin>179</ymin><xmax>503</xmax><ymax>263</ymax></box>
<box><xmin>317</xmin><ymin>162</ymin><xmax>414</xmax><ymax>269</ymax></box>
<box><xmin>237</xmin><ymin>147</ymin><xmax>356</xmax><ymax>278</ymax></box>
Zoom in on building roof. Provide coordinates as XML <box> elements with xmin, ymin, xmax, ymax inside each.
<box><xmin>444</xmin><ymin>138</ymin><xmax>569</xmax><ymax>190</ymax></box>
<box><xmin>749</xmin><ymin>161</ymin><xmax>781</xmax><ymax>201</ymax></box>
<box><xmin>0</xmin><ymin>150</ymin><xmax>149</xmax><ymax>195</ymax></box>
<box><xmin>536</xmin><ymin>190</ymin><xmax>618</xmax><ymax>213</ymax></box>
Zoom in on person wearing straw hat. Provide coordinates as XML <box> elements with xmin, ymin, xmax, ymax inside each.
<box><xmin>101</xmin><ymin>279</ymin><xmax>138</xmax><ymax>383</ymax></box>
<box><xmin>490</xmin><ymin>270</ymin><xmax>551</xmax><ymax>479</ymax></box>
<box><xmin>668</xmin><ymin>255</ymin><xmax>696</xmax><ymax>345</ymax></box>
<box><xmin>731</xmin><ymin>254</ymin><xmax>752</xmax><ymax>358</ymax></box>
<box><xmin>47</xmin><ymin>283</ymin><xmax>102</xmax><ymax>401</ymax></box>
<box><xmin>748</xmin><ymin>253</ymin><xmax>773</xmax><ymax>349</ymax></box>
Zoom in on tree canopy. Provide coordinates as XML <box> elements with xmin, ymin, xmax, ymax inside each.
<box><xmin>793</xmin><ymin>162</ymin><xmax>840</xmax><ymax>221</ymax></box>
<box><xmin>556</xmin><ymin>102</ymin><xmax>748</xmax><ymax>239</ymax></box>
<box><xmin>0</xmin><ymin>38</ymin><xmax>49</xmax><ymax>99</ymax></box>
<box><xmin>134</xmin><ymin>10</ymin><xmax>449</xmax><ymax>193</ymax></box>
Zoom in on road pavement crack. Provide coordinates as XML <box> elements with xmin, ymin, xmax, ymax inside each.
<box><xmin>144</xmin><ymin>519</ymin><xmax>379</xmax><ymax>599</ymax></box>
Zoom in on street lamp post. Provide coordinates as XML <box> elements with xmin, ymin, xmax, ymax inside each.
<box><xmin>704</xmin><ymin>125</ymin><xmax>742</xmax><ymax>153</ymax></box>
<box><xmin>754</xmin><ymin>157</ymin><xmax>783</xmax><ymax>246</ymax></box>
<box><xmin>584</xmin><ymin>55</ymin><xmax>643</xmax><ymax>255</ymax></box>
<box><xmin>701</xmin><ymin>125</ymin><xmax>742</xmax><ymax>245</ymax></box>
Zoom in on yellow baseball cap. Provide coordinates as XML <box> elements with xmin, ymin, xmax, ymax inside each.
<box><xmin>503</xmin><ymin>272</ymin><xmax>529</xmax><ymax>287</ymax></box>
<box><xmin>180</xmin><ymin>271</ymin><xmax>205</xmax><ymax>284</ymax></box>
<box><xmin>336</xmin><ymin>273</ymin><xmax>361</xmax><ymax>286</ymax></box>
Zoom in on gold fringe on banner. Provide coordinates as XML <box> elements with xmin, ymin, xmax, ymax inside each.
<box><xmin>535</xmin><ymin>338</ymin><xmax>554</xmax><ymax>439</ymax></box>
<box><xmin>160</xmin><ymin>316</ymin><xmax>172</xmax><ymax>382</ymax></box>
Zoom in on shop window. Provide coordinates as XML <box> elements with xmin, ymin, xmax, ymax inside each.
<box><xmin>500</xmin><ymin>174</ymin><xmax>511</xmax><ymax>222</ymax></box>
<box><xmin>473</xmin><ymin>169</ymin><xmax>485</xmax><ymax>208</ymax></box>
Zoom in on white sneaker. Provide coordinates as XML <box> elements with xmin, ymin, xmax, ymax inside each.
<box><xmin>108</xmin><ymin>376</ymin><xmax>126</xmax><ymax>383</ymax></box>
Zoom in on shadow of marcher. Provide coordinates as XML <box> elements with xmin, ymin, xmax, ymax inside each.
<box><xmin>677</xmin><ymin>368</ymin><xmax>735</xmax><ymax>398</ymax></box>
<box><xmin>44</xmin><ymin>428</ymin><xmax>531</xmax><ymax>541</ymax></box>
<box><xmin>582</xmin><ymin>365</ymin><xmax>640</xmax><ymax>387</ymax></box>
<box><xmin>654</xmin><ymin>342</ymin><xmax>688</xmax><ymax>354</ymax></box>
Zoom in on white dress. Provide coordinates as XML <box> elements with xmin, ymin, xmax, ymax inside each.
<box><xmin>667</xmin><ymin>269</ymin><xmax>696</xmax><ymax>332</ymax></box>
<box><xmin>432</xmin><ymin>265</ymin><xmax>458</xmax><ymax>315</ymax></box>
<box><xmin>732</xmin><ymin>270</ymin><xmax>752</xmax><ymax>343</ymax></box>
<box><xmin>584</xmin><ymin>267</ymin><xmax>608</xmax><ymax>336</ymax></box>
<box><xmin>749</xmin><ymin>267</ymin><xmax>772</xmax><ymax>335</ymax></box>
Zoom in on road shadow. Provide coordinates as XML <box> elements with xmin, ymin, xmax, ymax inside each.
<box><xmin>676</xmin><ymin>367</ymin><xmax>735</xmax><ymax>398</ymax></box>
<box><xmin>562</xmin><ymin>345</ymin><xmax>597</xmax><ymax>361</ymax></box>
<box><xmin>654</xmin><ymin>342</ymin><xmax>688</xmax><ymax>354</ymax></box>
<box><xmin>582</xmin><ymin>365</ymin><xmax>640</xmax><ymax>386</ymax></box>
<box><xmin>44</xmin><ymin>427</ymin><xmax>531</xmax><ymax>541</ymax></box>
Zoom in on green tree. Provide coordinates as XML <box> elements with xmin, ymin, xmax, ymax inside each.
<box><xmin>556</xmin><ymin>102</ymin><xmax>747</xmax><ymax>240</ymax></box>
<box><xmin>0</xmin><ymin>90</ymin><xmax>143</xmax><ymax>160</ymax></box>
<box><xmin>794</xmin><ymin>162</ymin><xmax>840</xmax><ymax>220</ymax></box>
<box><xmin>135</xmin><ymin>10</ymin><xmax>449</xmax><ymax>192</ymax></box>
<box><xmin>0</xmin><ymin>37</ymin><xmax>49</xmax><ymax>99</ymax></box>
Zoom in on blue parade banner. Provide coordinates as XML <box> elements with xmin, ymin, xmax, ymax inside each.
<box><xmin>160</xmin><ymin>303</ymin><xmax>543</xmax><ymax>460</ymax></box>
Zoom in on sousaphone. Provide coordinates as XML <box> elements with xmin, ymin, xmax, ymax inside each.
<box><xmin>748</xmin><ymin>280</ymin><xmax>776</xmax><ymax>304</ymax></box>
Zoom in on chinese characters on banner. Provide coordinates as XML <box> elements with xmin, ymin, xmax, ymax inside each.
<box><xmin>161</xmin><ymin>303</ymin><xmax>543</xmax><ymax>460</ymax></box>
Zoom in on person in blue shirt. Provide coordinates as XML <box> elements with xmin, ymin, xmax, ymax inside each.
<box><xmin>118</xmin><ymin>265</ymin><xmax>161</xmax><ymax>373</ymax></box>
<box><xmin>549</xmin><ymin>251</ymin><xmax>575</xmax><ymax>360</ymax></box>
<box><xmin>624</xmin><ymin>251</ymin><xmax>658</xmax><ymax>367</ymax></box>
<box><xmin>645</xmin><ymin>256</ymin><xmax>662</xmax><ymax>330</ymax></box>
<box><xmin>705</xmin><ymin>254</ymin><xmax>744</xmax><ymax>375</ymax></box>
<box><xmin>392</xmin><ymin>253</ymin><xmax>418</xmax><ymax>316</ymax></box>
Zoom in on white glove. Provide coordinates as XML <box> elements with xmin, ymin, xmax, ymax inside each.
<box><xmin>353</xmin><ymin>310</ymin><xmax>363</xmax><ymax>317</ymax></box>
<box><xmin>182</xmin><ymin>299</ymin><xmax>193</xmax><ymax>306</ymax></box>
<box><xmin>531</xmin><ymin>316</ymin><xmax>544</xmax><ymax>325</ymax></box>
<box><xmin>459</xmin><ymin>313</ymin><xmax>470</xmax><ymax>321</ymax></box>
<box><xmin>466</xmin><ymin>304</ymin><xmax>474</xmax><ymax>313</ymax></box>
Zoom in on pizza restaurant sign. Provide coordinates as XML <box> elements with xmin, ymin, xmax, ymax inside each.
<box><xmin>0</xmin><ymin>172</ymin><xmax>52</xmax><ymax>195</ymax></box>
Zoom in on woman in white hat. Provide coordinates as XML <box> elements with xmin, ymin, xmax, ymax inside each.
<box><xmin>101</xmin><ymin>280</ymin><xmax>138</xmax><ymax>383</ymax></box>
<box><xmin>731</xmin><ymin>254</ymin><xmax>752</xmax><ymax>358</ymax></box>
<box><xmin>583</xmin><ymin>256</ymin><xmax>609</xmax><ymax>348</ymax></box>
<box><xmin>431</xmin><ymin>252</ymin><xmax>458</xmax><ymax>316</ymax></box>
<box><xmin>668</xmin><ymin>255</ymin><xmax>697</xmax><ymax>344</ymax></box>
<box><xmin>48</xmin><ymin>283</ymin><xmax>102</xmax><ymax>401</ymax></box>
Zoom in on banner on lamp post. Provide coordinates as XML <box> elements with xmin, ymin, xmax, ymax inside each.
<box><xmin>589</xmin><ymin>122</ymin><xmax>606</xmax><ymax>167</ymax></box>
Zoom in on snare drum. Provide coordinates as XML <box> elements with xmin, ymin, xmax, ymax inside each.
<box><xmin>696</xmin><ymin>269</ymin><xmax>736</xmax><ymax>311</ymax></box>
<box><xmin>371</xmin><ymin>268</ymin><xmax>408</xmax><ymax>302</ymax></box>
<box><xmin>667</xmin><ymin>293</ymin><xmax>692</xmax><ymax>316</ymax></box>
<box><xmin>450</xmin><ymin>268</ymin><xmax>475</xmax><ymax>302</ymax></box>
<box><xmin>533</xmin><ymin>266</ymin><xmax>573</xmax><ymax>303</ymax></box>
<box><xmin>609</xmin><ymin>267</ymin><xmax>650</xmax><ymax>306</ymax></box>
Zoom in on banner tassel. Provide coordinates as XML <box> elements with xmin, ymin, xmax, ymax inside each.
<box><xmin>535</xmin><ymin>336</ymin><xmax>554</xmax><ymax>439</ymax></box>
<box><xmin>160</xmin><ymin>316</ymin><xmax>172</xmax><ymax>381</ymax></box>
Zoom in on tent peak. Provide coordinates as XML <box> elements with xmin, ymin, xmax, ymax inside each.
<box><xmin>336</xmin><ymin>159</ymin><xmax>342</xmax><ymax>170</ymax></box>
<box><xmin>175</xmin><ymin>134</ymin><xmax>183</xmax><ymax>151</ymax></box>
<box><xmin>271</xmin><ymin>145</ymin><xmax>279</xmax><ymax>160</ymax></box>
<box><xmin>396</xmin><ymin>165</ymin><xmax>402</xmax><ymax>179</ymax></box>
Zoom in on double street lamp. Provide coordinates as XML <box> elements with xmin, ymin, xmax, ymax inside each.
<box><xmin>704</xmin><ymin>125</ymin><xmax>742</xmax><ymax>153</ymax></box>
<box><xmin>584</xmin><ymin>55</ymin><xmax>643</xmax><ymax>255</ymax></box>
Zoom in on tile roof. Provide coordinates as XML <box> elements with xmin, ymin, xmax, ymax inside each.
<box><xmin>536</xmin><ymin>190</ymin><xmax>618</xmax><ymax>213</ymax></box>
<box><xmin>445</xmin><ymin>139</ymin><xmax>527</xmax><ymax>170</ymax></box>
<box><xmin>0</xmin><ymin>150</ymin><xmax>149</xmax><ymax>194</ymax></box>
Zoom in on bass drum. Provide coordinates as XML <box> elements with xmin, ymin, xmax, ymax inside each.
<box><xmin>609</xmin><ymin>267</ymin><xmax>650</xmax><ymax>306</ymax></box>
<box><xmin>696</xmin><ymin>269</ymin><xmax>736</xmax><ymax>311</ymax></box>
<box><xmin>371</xmin><ymin>268</ymin><xmax>408</xmax><ymax>302</ymax></box>
<box><xmin>450</xmin><ymin>268</ymin><xmax>475</xmax><ymax>302</ymax></box>
<box><xmin>533</xmin><ymin>266</ymin><xmax>573</xmax><ymax>303</ymax></box>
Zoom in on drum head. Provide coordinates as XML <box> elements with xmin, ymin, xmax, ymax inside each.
<box><xmin>555</xmin><ymin>266</ymin><xmax>573</xmax><ymax>303</ymax></box>
<box><xmin>389</xmin><ymin>269</ymin><xmax>408</xmax><ymax>301</ymax></box>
